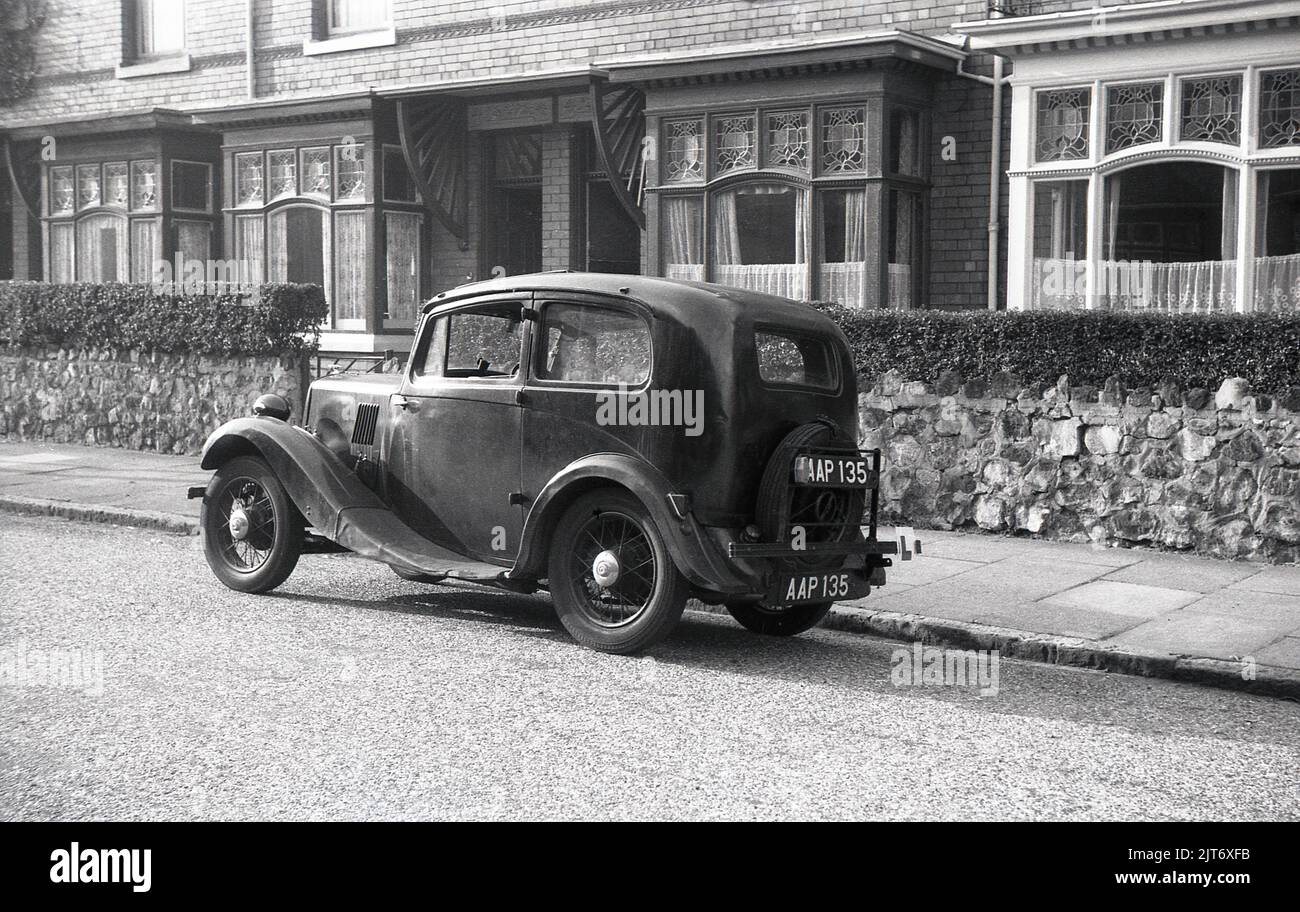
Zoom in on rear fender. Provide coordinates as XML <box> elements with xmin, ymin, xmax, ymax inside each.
<box><xmin>201</xmin><ymin>417</ymin><xmax>387</xmax><ymax>539</ymax></box>
<box><xmin>508</xmin><ymin>454</ymin><xmax>750</xmax><ymax>596</ymax></box>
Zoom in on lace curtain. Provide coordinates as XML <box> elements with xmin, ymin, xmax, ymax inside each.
<box><xmin>713</xmin><ymin>185</ymin><xmax>808</xmax><ymax>299</ymax></box>
<box><xmin>820</xmin><ymin>189</ymin><xmax>867</xmax><ymax>307</ymax></box>
<box><xmin>663</xmin><ymin>197</ymin><xmax>704</xmax><ymax>282</ymax></box>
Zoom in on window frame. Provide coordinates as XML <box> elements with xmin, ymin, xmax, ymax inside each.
<box><xmin>326</xmin><ymin>0</ymin><xmax>392</xmax><ymax>37</ymax></box>
<box><xmin>753</xmin><ymin>324</ymin><xmax>840</xmax><ymax>394</ymax></box>
<box><xmin>130</xmin><ymin>0</ymin><xmax>187</xmax><ymax>61</ymax></box>
<box><xmin>529</xmin><ymin>297</ymin><xmax>655</xmax><ymax>392</ymax></box>
<box><xmin>409</xmin><ymin>298</ymin><xmax>530</xmax><ymax>385</ymax></box>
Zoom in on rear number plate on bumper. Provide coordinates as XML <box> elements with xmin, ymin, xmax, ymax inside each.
<box><xmin>792</xmin><ymin>455</ymin><xmax>873</xmax><ymax>488</ymax></box>
<box><xmin>768</xmin><ymin>571</ymin><xmax>865</xmax><ymax>605</ymax></box>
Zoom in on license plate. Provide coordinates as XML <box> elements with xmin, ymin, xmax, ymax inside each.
<box><xmin>792</xmin><ymin>454</ymin><xmax>873</xmax><ymax>488</ymax></box>
<box><xmin>768</xmin><ymin>571</ymin><xmax>857</xmax><ymax>605</ymax></box>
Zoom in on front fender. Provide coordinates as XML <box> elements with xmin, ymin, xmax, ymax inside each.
<box><xmin>508</xmin><ymin>453</ymin><xmax>750</xmax><ymax>596</ymax></box>
<box><xmin>201</xmin><ymin>417</ymin><xmax>387</xmax><ymax>539</ymax></box>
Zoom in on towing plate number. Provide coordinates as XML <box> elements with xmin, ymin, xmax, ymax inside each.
<box><xmin>792</xmin><ymin>455</ymin><xmax>872</xmax><ymax>488</ymax></box>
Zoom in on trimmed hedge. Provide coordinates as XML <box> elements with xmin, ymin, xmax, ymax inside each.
<box><xmin>0</xmin><ymin>282</ymin><xmax>327</xmax><ymax>355</ymax></box>
<box><xmin>813</xmin><ymin>305</ymin><xmax>1300</xmax><ymax>394</ymax></box>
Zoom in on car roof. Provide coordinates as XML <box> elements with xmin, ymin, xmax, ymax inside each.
<box><xmin>424</xmin><ymin>272</ymin><xmax>835</xmax><ymax>331</ymax></box>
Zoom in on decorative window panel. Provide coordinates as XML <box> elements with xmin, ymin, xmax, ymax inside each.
<box><xmin>820</xmin><ymin>107</ymin><xmax>866</xmax><ymax>174</ymax></box>
<box><xmin>48</xmin><ymin>222</ymin><xmax>74</xmax><ymax>282</ymax></box>
<box><xmin>235</xmin><ymin>152</ymin><xmax>264</xmax><ymax>207</ymax></box>
<box><xmin>494</xmin><ymin>134</ymin><xmax>542</xmax><ymax>180</ymax></box>
<box><xmin>175</xmin><ymin>220</ymin><xmax>211</xmax><ymax>272</ymax></box>
<box><xmin>766</xmin><ymin>111</ymin><xmax>809</xmax><ymax>171</ymax></box>
<box><xmin>335</xmin><ymin>143</ymin><xmax>367</xmax><ymax>200</ymax></box>
<box><xmin>130</xmin><ymin>160</ymin><xmax>158</xmax><ymax>210</ymax></box>
<box><xmin>131</xmin><ymin>219</ymin><xmax>160</xmax><ymax>283</ymax></box>
<box><xmin>268</xmin><ymin>150</ymin><xmax>297</xmax><ymax>200</ymax></box>
<box><xmin>49</xmin><ymin>166</ymin><xmax>74</xmax><ymax>215</ymax></box>
<box><xmin>334</xmin><ymin>210</ymin><xmax>369</xmax><ymax>324</ymax></box>
<box><xmin>235</xmin><ymin>215</ymin><xmax>265</xmax><ymax>284</ymax></box>
<box><xmin>76</xmin><ymin>164</ymin><xmax>101</xmax><ymax>210</ymax></box>
<box><xmin>171</xmin><ymin>161</ymin><xmax>211</xmax><ymax>213</ymax></box>
<box><xmin>75</xmin><ymin>213</ymin><xmax>128</xmax><ymax>282</ymax></box>
<box><xmin>1261</xmin><ymin>69</ymin><xmax>1300</xmax><ymax>149</ymax></box>
<box><xmin>301</xmin><ymin>147</ymin><xmax>331</xmax><ymax>198</ymax></box>
<box><xmin>1180</xmin><ymin>75</ymin><xmax>1242</xmax><ymax>145</ymax></box>
<box><xmin>1036</xmin><ymin>89</ymin><xmax>1091</xmax><ymax>162</ymax></box>
<box><xmin>385</xmin><ymin>212</ymin><xmax>420</xmax><ymax>326</ymax></box>
<box><xmin>663</xmin><ymin>119</ymin><xmax>704</xmax><ymax>183</ymax></box>
<box><xmin>1106</xmin><ymin>83</ymin><xmax>1163</xmax><ymax>153</ymax></box>
<box><xmin>104</xmin><ymin>163</ymin><xmax>130</xmax><ymax>208</ymax></box>
<box><xmin>714</xmin><ymin>115</ymin><xmax>757</xmax><ymax>175</ymax></box>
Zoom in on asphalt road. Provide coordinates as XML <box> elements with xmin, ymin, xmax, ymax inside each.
<box><xmin>2</xmin><ymin>515</ymin><xmax>1298</xmax><ymax>821</ymax></box>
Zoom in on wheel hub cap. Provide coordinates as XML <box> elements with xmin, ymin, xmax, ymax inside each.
<box><xmin>228</xmin><ymin>506</ymin><xmax>251</xmax><ymax>542</ymax></box>
<box><xmin>592</xmin><ymin>549</ymin><xmax>621</xmax><ymax>588</ymax></box>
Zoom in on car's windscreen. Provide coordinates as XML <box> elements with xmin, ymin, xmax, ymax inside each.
<box><xmin>536</xmin><ymin>303</ymin><xmax>651</xmax><ymax>385</ymax></box>
<box><xmin>755</xmin><ymin>329</ymin><xmax>837</xmax><ymax>391</ymax></box>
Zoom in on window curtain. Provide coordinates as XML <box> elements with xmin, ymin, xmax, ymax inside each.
<box><xmin>130</xmin><ymin>219</ymin><xmax>159</xmax><ymax>283</ymax></box>
<box><xmin>1221</xmin><ymin>170</ymin><xmax>1239</xmax><ymax>261</ymax></box>
<box><xmin>75</xmin><ymin>214</ymin><xmax>128</xmax><ymax>283</ymax></box>
<box><xmin>663</xmin><ymin>196</ymin><xmax>703</xmax><ymax>282</ymax></box>
<box><xmin>334</xmin><ymin>211</ymin><xmax>369</xmax><ymax>326</ymax></box>
<box><xmin>385</xmin><ymin>212</ymin><xmax>420</xmax><ymax>327</ymax></box>
<box><xmin>889</xmin><ymin>191</ymin><xmax>916</xmax><ymax>309</ymax></box>
<box><xmin>48</xmin><ymin>223</ymin><xmax>74</xmax><ymax>283</ymax></box>
<box><xmin>820</xmin><ymin>189</ymin><xmax>867</xmax><ymax>307</ymax></box>
<box><xmin>235</xmin><ymin>215</ymin><xmax>265</xmax><ymax>285</ymax></box>
<box><xmin>331</xmin><ymin>0</ymin><xmax>385</xmax><ymax>31</ymax></box>
<box><xmin>712</xmin><ymin>185</ymin><xmax>808</xmax><ymax>299</ymax></box>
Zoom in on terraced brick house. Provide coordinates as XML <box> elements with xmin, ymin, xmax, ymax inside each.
<box><xmin>1</xmin><ymin>0</ymin><xmax>1298</xmax><ymax>356</ymax></box>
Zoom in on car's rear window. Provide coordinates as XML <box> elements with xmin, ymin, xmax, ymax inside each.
<box><xmin>537</xmin><ymin>303</ymin><xmax>651</xmax><ymax>385</ymax></box>
<box><xmin>755</xmin><ymin>330</ymin><xmax>837</xmax><ymax>391</ymax></box>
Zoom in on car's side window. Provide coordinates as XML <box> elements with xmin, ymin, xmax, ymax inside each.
<box><xmin>414</xmin><ymin>303</ymin><xmax>524</xmax><ymax>380</ymax></box>
<box><xmin>535</xmin><ymin>302</ymin><xmax>651</xmax><ymax>386</ymax></box>
<box><xmin>755</xmin><ymin>329</ymin><xmax>837</xmax><ymax>391</ymax></box>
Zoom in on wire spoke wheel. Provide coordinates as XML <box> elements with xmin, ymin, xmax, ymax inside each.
<box><xmin>548</xmin><ymin>489</ymin><xmax>688</xmax><ymax>654</ymax></box>
<box><xmin>569</xmin><ymin>511</ymin><xmax>658</xmax><ymax>628</ymax></box>
<box><xmin>201</xmin><ymin>455</ymin><xmax>302</xmax><ymax>594</ymax></box>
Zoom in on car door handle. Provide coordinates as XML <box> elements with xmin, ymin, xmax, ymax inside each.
<box><xmin>393</xmin><ymin>395</ymin><xmax>418</xmax><ymax>412</ymax></box>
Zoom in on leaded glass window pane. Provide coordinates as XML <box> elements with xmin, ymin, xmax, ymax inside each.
<box><xmin>1180</xmin><ymin>75</ymin><xmax>1242</xmax><ymax>145</ymax></box>
<box><xmin>76</xmin><ymin>164</ymin><xmax>101</xmax><ymax>210</ymax></box>
<box><xmin>766</xmin><ymin>111</ymin><xmax>809</xmax><ymax>171</ymax></box>
<box><xmin>714</xmin><ymin>114</ymin><xmax>757</xmax><ymax>175</ymax></box>
<box><xmin>130</xmin><ymin>160</ymin><xmax>158</xmax><ymax>210</ymax></box>
<box><xmin>1106</xmin><ymin>83</ymin><xmax>1163</xmax><ymax>153</ymax></box>
<box><xmin>268</xmin><ymin>150</ymin><xmax>297</xmax><ymax>200</ymax></box>
<box><xmin>663</xmin><ymin>119</ymin><xmax>704</xmax><ymax>182</ymax></box>
<box><xmin>335</xmin><ymin>143</ymin><xmax>366</xmax><ymax>201</ymax></box>
<box><xmin>104</xmin><ymin>162</ymin><xmax>129</xmax><ymax>208</ymax></box>
<box><xmin>1036</xmin><ymin>89</ymin><xmax>1091</xmax><ymax>162</ymax></box>
<box><xmin>820</xmin><ymin>106</ymin><xmax>866</xmax><ymax>174</ymax></box>
<box><xmin>1261</xmin><ymin>69</ymin><xmax>1300</xmax><ymax>149</ymax></box>
<box><xmin>49</xmin><ymin>166</ymin><xmax>74</xmax><ymax>215</ymax></box>
<box><xmin>235</xmin><ymin>152</ymin><xmax>264</xmax><ymax>207</ymax></box>
<box><xmin>301</xmin><ymin>147</ymin><xmax>331</xmax><ymax>198</ymax></box>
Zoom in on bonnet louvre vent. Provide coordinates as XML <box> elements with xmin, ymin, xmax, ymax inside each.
<box><xmin>351</xmin><ymin>403</ymin><xmax>381</xmax><ymax>447</ymax></box>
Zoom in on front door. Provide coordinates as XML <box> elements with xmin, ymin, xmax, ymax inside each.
<box><xmin>387</xmin><ymin>295</ymin><xmax>528</xmax><ymax>565</ymax></box>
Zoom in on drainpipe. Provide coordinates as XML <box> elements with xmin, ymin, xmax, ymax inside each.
<box><xmin>246</xmin><ymin>0</ymin><xmax>256</xmax><ymax>99</ymax></box>
<box><xmin>955</xmin><ymin>49</ymin><xmax>1011</xmax><ymax>311</ymax></box>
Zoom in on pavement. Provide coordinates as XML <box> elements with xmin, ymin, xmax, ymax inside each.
<box><xmin>2</xmin><ymin>438</ymin><xmax>1299</xmax><ymax>700</ymax></box>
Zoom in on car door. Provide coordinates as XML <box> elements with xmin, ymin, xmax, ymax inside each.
<box><xmin>386</xmin><ymin>294</ymin><xmax>528</xmax><ymax>565</ymax></box>
<box><xmin>520</xmin><ymin>295</ymin><xmax>654</xmax><ymax>502</ymax></box>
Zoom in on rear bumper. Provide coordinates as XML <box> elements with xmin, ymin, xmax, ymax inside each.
<box><xmin>726</xmin><ymin>539</ymin><xmax>899</xmax><ymax>559</ymax></box>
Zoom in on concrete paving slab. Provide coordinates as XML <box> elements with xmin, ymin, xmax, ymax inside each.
<box><xmin>915</xmin><ymin>535</ymin><xmax>1035</xmax><ymax>563</ymax></box>
<box><xmin>1255</xmin><ymin>637</ymin><xmax>1300</xmax><ymax>668</ymax></box>
<box><xmin>1039</xmin><ymin>580</ymin><xmax>1201</xmax><ymax>618</ymax></box>
<box><xmin>1227</xmin><ymin>567</ymin><xmax>1300</xmax><ymax>598</ymax></box>
<box><xmin>881</xmin><ymin>555</ymin><xmax>983</xmax><ymax>587</ymax></box>
<box><xmin>1101</xmin><ymin>558</ymin><xmax>1261</xmax><ymax>594</ymax></box>
<box><xmin>975</xmin><ymin>603</ymin><xmax>1145</xmax><ymax>640</ymax></box>
<box><xmin>1179</xmin><ymin>589</ymin><xmax>1300</xmax><ymax>626</ymax></box>
<box><xmin>1104</xmin><ymin>612</ymin><xmax>1297</xmax><ymax>660</ymax></box>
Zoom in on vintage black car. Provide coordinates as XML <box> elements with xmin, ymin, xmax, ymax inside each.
<box><xmin>193</xmin><ymin>273</ymin><xmax>898</xmax><ymax>653</ymax></box>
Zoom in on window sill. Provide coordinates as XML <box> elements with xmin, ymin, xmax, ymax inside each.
<box><xmin>302</xmin><ymin>27</ymin><xmax>396</xmax><ymax>57</ymax></box>
<box><xmin>115</xmin><ymin>53</ymin><xmax>192</xmax><ymax>79</ymax></box>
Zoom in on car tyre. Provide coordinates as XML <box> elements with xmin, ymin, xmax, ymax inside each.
<box><xmin>548</xmin><ymin>489</ymin><xmax>688</xmax><ymax>654</ymax></box>
<box><xmin>202</xmin><ymin>455</ymin><xmax>302</xmax><ymax>594</ymax></box>
<box><xmin>726</xmin><ymin>600</ymin><xmax>833</xmax><ymax>636</ymax></box>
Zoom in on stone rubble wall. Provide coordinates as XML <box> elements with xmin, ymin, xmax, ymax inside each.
<box><xmin>0</xmin><ymin>346</ymin><xmax>308</xmax><ymax>455</ymax></box>
<box><xmin>862</xmin><ymin>369</ymin><xmax>1300</xmax><ymax>563</ymax></box>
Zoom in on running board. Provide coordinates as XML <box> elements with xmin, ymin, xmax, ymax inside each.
<box><xmin>332</xmin><ymin>506</ymin><xmax>507</xmax><ymax>582</ymax></box>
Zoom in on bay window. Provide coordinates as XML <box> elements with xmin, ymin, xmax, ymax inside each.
<box><xmin>653</xmin><ymin>99</ymin><xmax>925</xmax><ymax>308</ymax></box>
